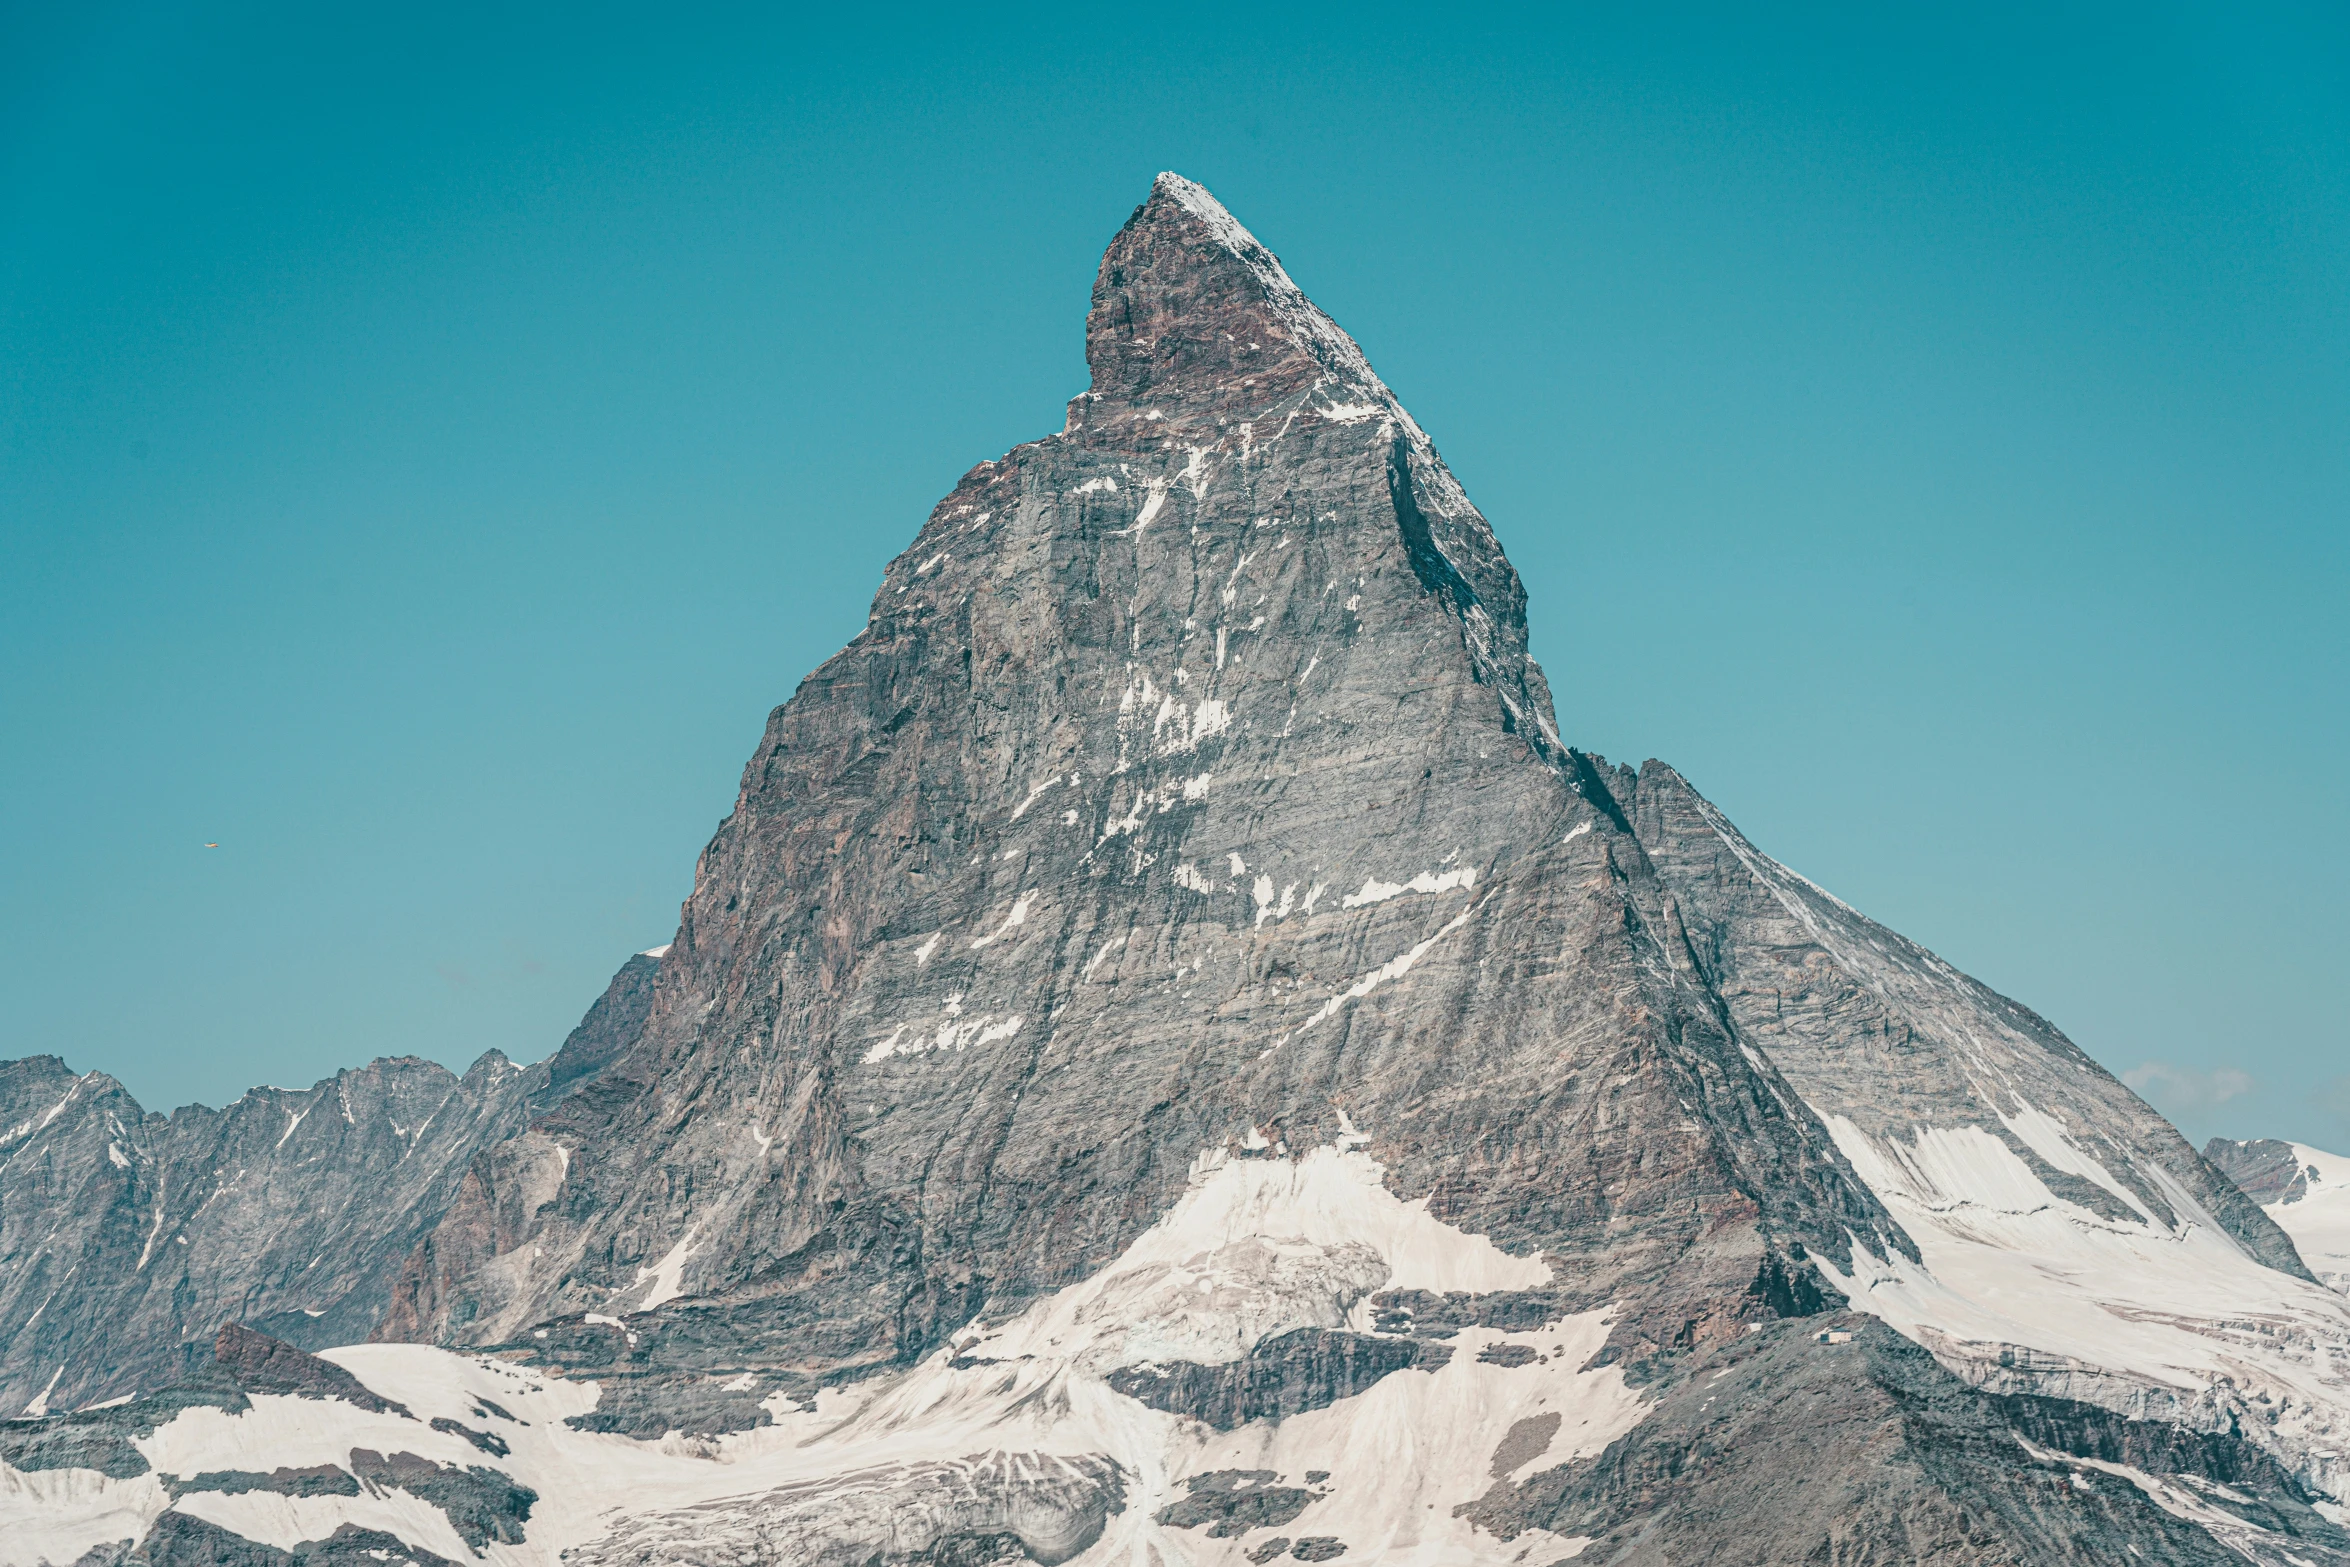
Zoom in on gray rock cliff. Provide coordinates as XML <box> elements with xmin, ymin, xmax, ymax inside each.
<box><xmin>379</xmin><ymin>171</ymin><xmax>1905</xmax><ymax>1374</ymax></box>
<box><xmin>0</xmin><ymin>949</ymin><xmax>663</xmax><ymax>1416</ymax></box>
<box><xmin>10</xmin><ymin>174</ymin><xmax>2346</xmax><ymax>1567</ymax></box>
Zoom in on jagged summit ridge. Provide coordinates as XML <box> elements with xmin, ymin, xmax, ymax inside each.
<box><xmin>1062</xmin><ymin>174</ymin><xmax>1562</xmax><ymax>752</ymax></box>
<box><xmin>1093</xmin><ymin>172</ymin><xmax>1402</xmax><ymax>421</ymax></box>
<box><xmin>0</xmin><ymin>1046</ymin><xmax>540</xmax><ymax>1412</ymax></box>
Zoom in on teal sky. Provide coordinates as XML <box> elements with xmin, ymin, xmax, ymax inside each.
<box><xmin>4</xmin><ymin>3</ymin><xmax>2344</xmax><ymax>1152</ymax></box>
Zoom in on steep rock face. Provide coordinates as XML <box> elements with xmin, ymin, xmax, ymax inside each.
<box><xmin>338</xmin><ymin>172</ymin><xmax>2350</xmax><ymax>1563</ymax></box>
<box><xmin>2210</xmin><ymin>1138</ymin><xmax>2313</xmax><ymax>1205</ymax></box>
<box><xmin>531</xmin><ymin>950</ymin><xmax>663</xmax><ymax>1115</ymax></box>
<box><xmin>0</xmin><ymin>950</ymin><xmax>662</xmax><ymax>1417</ymax></box>
<box><xmin>384</xmin><ymin>172</ymin><xmax>1902</xmax><ymax>1373</ymax></box>
<box><xmin>1619</xmin><ymin>760</ymin><xmax>2298</xmax><ymax>1273</ymax></box>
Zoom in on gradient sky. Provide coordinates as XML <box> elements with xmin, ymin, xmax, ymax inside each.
<box><xmin>4</xmin><ymin>3</ymin><xmax>2344</xmax><ymax>1151</ymax></box>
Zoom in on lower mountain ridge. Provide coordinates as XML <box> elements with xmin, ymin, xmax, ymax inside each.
<box><xmin>2211</xmin><ymin>1138</ymin><xmax>2350</xmax><ymax>1296</ymax></box>
<box><xmin>8</xmin><ymin>174</ymin><xmax>2347</xmax><ymax>1567</ymax></box>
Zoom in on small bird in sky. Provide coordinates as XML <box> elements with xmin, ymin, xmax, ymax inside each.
<box><xmin>203</xmin><ymin>842</ymin><xmax>218</xmax><ymax>848</ymax></box>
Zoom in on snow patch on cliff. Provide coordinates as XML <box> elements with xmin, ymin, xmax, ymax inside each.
<box><xmin>1274</xmin><ymin>901</ymin><xmax>1481</xmax><ymax>1052</ymax></box>
<box><xmin>633</xmin><ymin>1226</ymin><xmax>701</xmax><ymax>1312</ymax></box>
<box><xmin>1341</xmin><ymin>866</ymin><xmax>1477</xmax><ymax>909</ymax></box>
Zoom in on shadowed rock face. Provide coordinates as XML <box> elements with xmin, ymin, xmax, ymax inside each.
<box><xmin>2209</xmin><ymin>1137</ymin><xmax>2312</xmax><ymax>1205</ymax></box>
<box><xmin>1103</xmin><ymin>1328</ymin><xmax>1438</xmax><ymax>1430</ymax></box>
<box><xmin>124</xmin><ymin>1513</ymin><xmax>467</xmax><ymax>1567</ymax></box>
<box><xmin>209</xmin><ymin>1323</ymin><xmax>409</xmax><ymax>1416</ymax></box>
<box><xmin>379</xmin><ymin>171</ymin><xmax>1901</xmax><ymax>1375</ymax></box>
<box><xmin>531</xmin><ymin>950</ymin><xmax>662</xmax><ymax>1114</ymax></box>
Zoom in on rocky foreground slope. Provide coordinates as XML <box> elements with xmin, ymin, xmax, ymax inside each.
<box><xmin>8</xmin><ymin>174</ymin><xmax>2350</xmax><ymax>1567</ymax></box>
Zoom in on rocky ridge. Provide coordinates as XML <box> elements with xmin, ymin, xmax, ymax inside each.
<box><xmin>0</xmin><ymin>950</ymin><xmax>664</xmax><ymax>1418</ymax></box>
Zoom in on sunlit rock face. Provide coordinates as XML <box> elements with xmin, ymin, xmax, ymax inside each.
<box><xmin>377</xmin><ymin>171</ymin><xmax>1900</xmax><ymax>1382</ymax></box>
<box><xmin>0</xmin><ymin>948</ymin><xmax>663</xmax><ymax>1423</ymax></box>
<box><xmin>12</xmin><ymin>174</ymin><xmax>2350</xmax><ymax>1567</ymax></box>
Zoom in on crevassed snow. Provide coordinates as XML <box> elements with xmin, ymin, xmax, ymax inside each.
<box><xmin>639</xmin><ymin>944</ymin><xmax>671</xmax><ymax>959</ymax></box>
<box><xmin>1341</xmin><ymin>866</ymin><xmax>1477</xmax><ymax>909</ymax></box>
<box><xmin>973</xmin><ymin>1143</ymin><xmax>1553</xmax><ymax>1374</ymax></box>
<box><xmin>1812</xmin><ymin>1111</ymin><xmax>2350</xmax><ymax>1500</ymax></box>
<box><xmin>0</xmin><ymin>1461</ymin><xmax>168</xmax><ymax>1567</ymax></box>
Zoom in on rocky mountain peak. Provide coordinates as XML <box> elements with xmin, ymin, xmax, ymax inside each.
<box><xmin>1074</xmin><ymin>171</ymin><xmax>1396</xmax><ymax>440</ymax></box>
<box><xmin>15</xmin><ymin>174</ymin><xmax>2350</xmax><ymax>1567</ymax></box>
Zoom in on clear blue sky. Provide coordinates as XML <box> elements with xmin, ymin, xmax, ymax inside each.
<box><xmin>4</xmin><ymin>3</ymin><xmax>2343</xmax><ymax>1151</ymax></box>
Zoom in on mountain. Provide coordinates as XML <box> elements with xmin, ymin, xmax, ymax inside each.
<box><xmin>2210</xmin><ymin>1138</ymin><xmax>2350</xmax><ymax>1293</ymax></box>
<box><xmin>0</xmin><ymin>951</ymin><xmax>663</xmax><ymax>1419</ymax></box>
<box><xmin>0</xmin><ymin>1052</ymin><xmax>529</xmax><ymax>1418</ymax></box>
<box><xmin>10</xmin><ymin>173</ymin><xmax>2350</xmax><ymax>1567</ymax></box>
